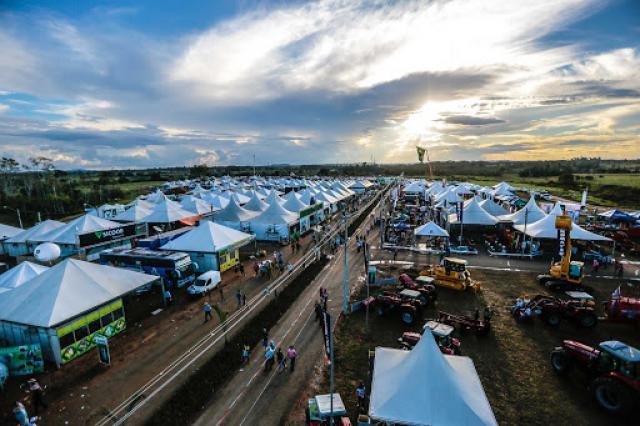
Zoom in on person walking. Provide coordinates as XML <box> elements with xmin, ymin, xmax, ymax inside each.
<box><xmin>356</xmin><ymin>382</ymin><xmax>366</xmax><ymax>412</ymax></box>
<box><xmin>239</xmin><ymin>263</ymin><xmax>245</xmax><ymax>277</ymax></box>
<box><xmin>203</xmin><ymin>302</ymin><xmax>212</xmax><ymax>323</ymax></box>
<box><xmin>287</xmin><ymin>345</ymin><xmax>297</xmax><ymax>372</ymax></box>
<box><xmin>262</xmin><ymin>328</ymin><xmax>269</xmax><ymax>348</ymax></box>
<box><xmin>393</xmin><ymin>248</ymin><xmax>398</xmax><ymax>261</ymax></box>
<box><xmin>27</xmin><ymin>379</ymin><xmax>47</xmax><ymax>415</ymax></box>
<box><xmin>242</xmin><ymin>345</ymin><xmax>250</xmax><ymax>363</ymax></box>
<box><xmin>276</xmin><ymin>348</ymin><xmax>286</xmax><ymax>372</ymax></box>
<box><xmin>13</xmin><ymin>401</ymin><xmax>29</xmax><ymax>426</ymax></box>
<box><xmin>164</xmin><ymin>289</ymin><xmax>173</xmax><ymax>306</ymax></box>
<box><xmin>236</xmin><ymin>289</ymin><xmax>242</xmax><ymax>309</ymax></box>
<box><xmin>241</xmin><ymin>292</ymin><xmax>247</xmax><ymax>306</ymax></box>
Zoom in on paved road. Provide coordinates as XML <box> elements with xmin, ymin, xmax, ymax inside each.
<box><xmin>194</xmin><ymin>208</ymin><xmax>379</xmax><ymax>425</ymax></box>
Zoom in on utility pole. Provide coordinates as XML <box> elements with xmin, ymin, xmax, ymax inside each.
<box><xmin>3</xmin><ymin>206</ymin><xmax>23</xmax><ymax>229</ymax></box>
<box><xmin>522</xmin><ymin>207</ymin><xmax>529</xmax><ymax>254</ymax></box>
<box><xmin>343</xmin><ymin>212</ymin><xmax>349</xmax><ymax>314</ymax></box>
<box><xmin>329</xmin><ymin>313</ymin><xmax>335</xmax><ymax>425</ymax></box>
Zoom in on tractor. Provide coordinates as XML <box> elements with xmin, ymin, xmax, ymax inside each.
<box><xmin>602</xmin><ymin>286</ymin><xmax>640</xmax><ymax>326</ymax></box>
<box><xmin>436</xmin><ymin>310</ymin><xmax>491</xmax><ymax>335</ymax></box>
<box><xmin>538</xmin><ymin>214</ymin><xmax>593</xmax><ymax>294</ymax></box>
<box><xmin>419</xmin><ymin>257</ymin><xmax>476</xmax><ymax>291</ymax></box>
<box><xmin>398</xmin><ymin>320</ymin><xmax>461</xmax><ymax>355</ymax></box>
<box><xmin>550</xmin><ymin>340</ymin><xmax>640</xmax><ymax>413</ymax></box>
<box><xmin>375</xmin><ymin>289</ymin><xmax>425</xmax><ymax>325</ymax></box>
<box><xmin>512</xmin><ymin>294</ymin><xmax>598</xmax><ymax>328</ymax></box>
<box><xmin>397</xmin><ymin>273</ymin><xmax>438</xmax><ymax>304</ymax></box>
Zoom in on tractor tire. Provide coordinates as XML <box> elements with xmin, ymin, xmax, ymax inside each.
<box><xmin>401</xmin><ymin>309</ymin><xmax>415</xmax><ymax>325</ymax></box>
<box><xmin>419</xmin><ymin>294</ymin><xmax>430</xmax><ymax>306</ymax></box>
<box><xmin>578</xmin><ymin>312</ymin><xmax>598</xmax><ymax>328</ymax></box>
<box><xmin>550</xmin><ymin>348</ymin><xmax>572</xmax><ymax>375</ymax></box>
<box><xmin>545</xmin><ymin>312</ymin><xmax>562</xmax><ymax>327</ymax></box>
<box><xmin>593</xmin><ymin>377</ymin><xmax>634</xmax><ymax>414</ymax></box>
<box><xmin>537</xmin><ymin>274</ymin><xmax>551</xmax><ymax>286</ymax></box>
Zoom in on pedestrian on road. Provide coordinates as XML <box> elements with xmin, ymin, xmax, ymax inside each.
<box><xmin>242</xmin><ymin>345</ymin><xmax>250</xmax><ymax>363</ymax></box>
<box><xmin>276</xmin><ymin>348</ymin><xmax>286</xmax><ymax>372</ymax></box>
<box><xmin>264</xmin><ymin>345</ymin><xmax>275</xmax><ymax>371</ymax></box>
<box><xmin>262</xmin><ymin>328</ymin><xmax>269</xmax><ymax>348</ymax></box>
<box><xmin>239</xmin><ymin>263</ymin><xmax>245</xmax><ymax>276</ymax></box>
<box><xmin>234</xmin><ymin>263</ymin><xmax>240</xmax><ymax>276</ymax></box>
<box><xmin>27</xmin><ymin>379</ymin><xmax>47</xmax><ymax>415</ymax></box>
<box><xmin>287</xmin><ymin>345</ymin><xmax>297</xmax><ymax>372</ymax></box>
<box><xmin>13</xmin><ymin>401</ymin><xmax>28</xmax><ymax>426</ymax></box>
<box><xmin>236</xmin><ymin>289</ymin><xmax>242</xmax><ymax>308</ymax></box>
<box><xmin>253</xmin><ymin>262</ymin><xmax>260</xmax><ymax>277</ymax></box>
<box><xmin>164</xmin><ymin>289</ymin><xmax>173</xmax><ymax>306</ymax></box>
<box><xmin>393</xmin><ymin>248</ymin><xmax>398</xmax><ymax>261</ymax></box>
<box><xmin>356</xmin><ymin>382</ymin><xmax>366</xmax><ymax>412</ymax></box>
<box><xmin>203</xmin><ymin>302</ymin><xmax>212</xmax><ymax>323</ymax></box>
<box><xmin>242</xmin><ymin>292</ymin><xmax>247</xmax><ymax>306</ymax></box>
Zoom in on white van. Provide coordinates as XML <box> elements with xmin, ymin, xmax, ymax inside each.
<box><xmin>187</xmin><ymin>270</ymin><xmax>222</xmax><ymax>296</ymax></box>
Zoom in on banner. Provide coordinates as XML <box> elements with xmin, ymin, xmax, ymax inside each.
<box><xmin>0</xmin><ymin>344</ymin><xmax>45</xmax><ymax>376</ymax></box>
<box><xmin>78</xmin><ymin>223</ymin><xmax>146</xmax><ymax>248</ymax></box>
<box><xmin>322</xmin><ymin>311</ymin><xmax>331</xmax><ymax>358</ymax></box>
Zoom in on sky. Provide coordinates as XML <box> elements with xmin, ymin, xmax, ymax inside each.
<box><xmin>0</xmin><ymin>0</ymin><xmax>639</xmax><ymax>169</ymax></box>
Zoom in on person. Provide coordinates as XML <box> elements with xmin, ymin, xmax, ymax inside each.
<box><xmin>164</xmin><ymin>289</ymin><xmax>172</xmax><ymax>306</ymax></box>
<box><xmin>262</xmin><ymin>328</ymin><xmax>269</xmax><ymax>348</ymax></box>
<box><xmin>13</xmin><ymin>401</ymin><xmax>29</xmax><ymax>426</ymax></box>
<box><xmin>483</xmin><ymin>306</ymin><xmax>493</xmax><ymax>322</ymax></box>
<box><xmin>234</xmin><ymin>263</ymin><xmax>240</xmax><ymax>276</ymax></box>
<box><xmin>592</xmin><ymin>258</ymin><xmax>600</xmax><ymax>273</ymax></box>
<box><xmin>242</xmin><ymin>345</ymin><xmax>250</xmax><ymax>363</ymax></box>
<box><xmin>393</xmin><ymin>248</ymin><xmax>398</xmax><ymax>261</ymax></box>
<box><xmin>287</xmin><ymin>263</ymin><xmax>293</xmax><ymax>273</ymax></box>
<box><xmin>253</xmin><ymin>261</ymin><xmax>260</xmax><ymax>277</ymax></box>
<box><xmin>27</xmin><ymin>379</ymin><xmax>47</xmax><ymax>415</ymax></box>
<box><xmin>264</xmin><ymin>345</ymin><xmax>275</xmax><ymax>371</ymax></box>
<box><xmin>356</xmin><ymin>382</ymin><xmax>366</xmax><ymax>412</ymax></box>
<box><xmin>236</xmin><ymin>289</ymin><xmax>242</xmax><ymax>309</ymax></box>
<box><xmin>241</xmin><ymin>292</ymin><xmax>247</xmax><ymax>307</ymax></box>
<box><xmin>314</xmin><ymin>301</ymin><xmax>323</xmax><ymax>322</ymax></box>
<box><xmin>287</xmin><ymin>345</ymin><xmax>297</xmax><ymax>372</ymax></box>
<box><xmin>276</xmin><ymin>348</ymin><xmax>286</xmax><ymax>372</ymax></box>
<box><xmin>203</xmin><ymin>302</ymin><xmax>212</xmax><ymax>323</ymax></box>
<box><xmin>239</xmin><ymin>263</ymin><xmax>245</xmax><ymax>276</ymax></box>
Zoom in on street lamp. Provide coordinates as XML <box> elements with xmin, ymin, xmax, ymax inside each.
<box><xmin>2</xmin><ymin>206</ymin><xmax>23</xmax><ymax>229</ymax></box>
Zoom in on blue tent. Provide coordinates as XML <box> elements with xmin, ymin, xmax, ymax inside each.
<box><xmin>597</xmin><ymin>209</ymin><xmax>636</xmax><ymax>222</ymax></box>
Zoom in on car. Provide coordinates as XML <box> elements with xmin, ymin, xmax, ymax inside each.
<box><xmin>448</xmin><ymin>245</ymin><xmax>478</xmax><ymax>255</ymax></box>
<box><xmin>187</xmin><ymin>271</ymin><xmax>222</xmax><ymax>296</ymax></box>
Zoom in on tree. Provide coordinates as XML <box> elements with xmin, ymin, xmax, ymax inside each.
<box><xmin>189</xmin><ymin>164</ymin><xmax>209</xmax><ymax>178</ymax></box>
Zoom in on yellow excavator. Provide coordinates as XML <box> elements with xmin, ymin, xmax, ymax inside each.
<box><xmin>537</xmin><ymin>214</ymin><xmax>593</xmax><ymax>294</ymax></box>
<box><xmin>420</xmin><ymin>257</ymin><xmax>476</xmax><ymax>291</ymax></box>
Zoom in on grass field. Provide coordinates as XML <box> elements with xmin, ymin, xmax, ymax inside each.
<box><xmin>330</xmin><ymin>267</ymin><xmax>639</xmax><ymax>426</ymax></box>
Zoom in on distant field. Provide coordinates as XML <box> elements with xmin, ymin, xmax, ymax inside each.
<box><xmin>77</xmin><ymin>180</ymin><xmax>165</xmax><ymax>204</ymax></box>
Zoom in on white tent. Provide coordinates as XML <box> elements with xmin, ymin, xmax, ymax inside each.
<box><xmin>5</xmin><ymin>219</ymin><xmax>65</xmax><ymax>244</ymax></box>
<box><xmin>0</xmin><ymin>261</ymin><xmax>48</xmax><ymax>294</ymax></box>
<box><xmin>282</xmin><ymin>192</ymin><xmax>309</xmax><ymax>213</ymax></box>
<box><xmin>146</xmin><ymin>190</ymin><xmax>174</xmax><ymax>204</ymax></box>
<box><xmin>250</xmin><ymin>200</ymin><xmax>299</xmax><ymax>241</ymax></box>
<box><xmin>0</xmin><ymin>259</ymin><xmax>157</xmax><ymax>328</ymax></box>
<box><xmin>112</xmin><ymin>204</ymin><xmax>153</xmax><ymax>222</ymax></box>
<box><xmin>160</xmin><ymin>221</ymin><xmax>254</xmax><ymax>253</ymax></box>
<box><xmin>213</xmin><ymin>197</ymin><xmax>258</xmax><ymax>231</ymax></box>
<box><xmin>404</xmin><ymin>181</ymin><xmax>426</xmax><ymax>194</ymax></box>
<box><xmin>229</xmin><ymin>192</ymin><xmax>251</xmax><ymax>205</ymax></box>
<box><xmin>143</xmin><ymin>200</ymin><xmax>198</xmax><ymax>223</ymax></box>
<box><xmin>448</xmin><ymin>197</ymin><xmax>498</xmax><ymax>226</ymax></box>
<box><xmin>414</xmin><ymin>221</ymin><xmax>449</xmax><ymax>238</ymax></box>
<box><xmin>514</xmin><ymin>204</ymin><xmax>611</xmax><ymax>241</ymax></box>
<box><xmin>369</xmin><ymin>330</ymin><xmax>497</xmax><ymax>426</ymax></box>
<box><xmin>244</xmin><ymin>192</ymin><xmax>270</xmax><ymax>212</ymax></box>
<box><xmin>0</xmin><ymin>223</ymin><xmax>22</xmax><ymax>239</ymax></box>
<box><xmin>180</xmin><ymin>195</ymin><xmax>217</xmax><ymax>215</ymax></box>
<box><xmin>201</xmin><ymin>192</ymin><xmax>230</xmax><ymax>210</ymax></box>
<box><xmin>31</xmin><ymin>215</ymin><xmax>122</xmax><ymax>245</ymax></box>
<box><xmin>499</xmin><ymin>196</ymin><xmax>546</xmax><ymax>225</ymax></box>
<box><xmin>478</xmin><ymin>198</ymin><xmax>510</xmax><ymax>217</ymax></box>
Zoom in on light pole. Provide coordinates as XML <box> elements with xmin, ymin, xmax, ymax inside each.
<box><xmin>3</xmin><ymin>206</ymin><xmax>23</xmax><ymax>229</ymax></box>
<box><xmin>343</xmin><ymin>211</ymin><xmax>349</xmax><ymax>314</ymax></box>
<box><xmin>522</xmin><ymin>207</ymin><xmax>529</xmax><ymax>254</ymax></box>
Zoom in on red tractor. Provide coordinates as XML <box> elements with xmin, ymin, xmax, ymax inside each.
<box><xmin>551</xmin><ymin>340</ymin><xmax>640</xmax><ymax>413</ymax></box>
<box><xmin>602</xmin><ymin>286</ymin><xmax>640</xmax><ymax>326</ymax></box>
<box><xmin>375</xmin><ymin>289</ymin><xmax>425</xmax><ymax>325</ymax></box>
<box><xmin>436</xmin><ymin>310</ymin><xmax>491</xmax><ymax>336</ymax></box>
<box><xmin>511</xmin><ymin>294</ymin><xmax>598</xmax><ymax>328</ymax></box>
<box><xmin>398</xmin><ymin>321</ymin><xmax>461</xmax><ymax>355</ymax></box>
<box><xmin>397</xmin><ymin>274</ymin><xmax>438</xmax><ymax>304</ymax></box>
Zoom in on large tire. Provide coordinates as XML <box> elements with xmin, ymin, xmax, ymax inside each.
<box><xmin>401</xmin><ymin>309</ymin><xmax>415</xmax><ymax>325</ymax></box>
<box><xmin>579</xmin><ymin>312</ymin><xmax>598</xmax><ymax>328</ymax></box>
<box><xmin>537</xmin><ymin>275</ymin><xmax>551</xmax><ymax>285</ymax></box>
<box><xmin>545</xmin><ymin>312</ymin><xmax>562</xmax><ymax>327</ymax></box>
<box><xmin>593</xmin><ymin>377</ymin><xmax>633</xmax><ymax>414</ymax></box>
<box><xmin>550</xmin><ymin>348</ymin><xmax>572</xmax><ymax>375</ymax></box>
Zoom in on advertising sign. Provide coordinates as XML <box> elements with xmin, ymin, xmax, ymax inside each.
<box><xmin>95</xmin><ymin>335</ymin><xmax>110</xmax><ymax>365</ymax></box>
<box><xmin>78</xmin><ymin>223</ymin><xmax>146</xmax><ymax>248</ymax></box>
<box><xmin>59</xmin><ymin>316</ymin><xmax>126</xmax><ymax>364</ymax></box>
<box><xmin>0</xmin><ymin>344</ymin><xmax>45</xmax><ymax>376</ymax></box>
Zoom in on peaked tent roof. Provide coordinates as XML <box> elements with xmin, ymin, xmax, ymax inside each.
<box><xmin>478</xmin><ymin>198</ymin><xmax>510</xmax><ymax>217</ymax></box>
<box><xmin>112</xmin><ymin>204</ymin><xmax>153</xmax><ymax>222</ymax></box>
<box><xmin>180</xmin><ymin>196</ymin><xmax>217</xmax><ymax>215</ymax></box>
<box><xmin>213</xmin><ymin>196</ymin><xmax>258</xmax><ymax>222</ymax></box>
<box><xmin>6</xmin><ymin>219</ymin><xmax>65</xmax><ymax>244</ymax></box>
<box><xmin>404</xmin><ymin>181</ymin><xmax>425</xmax><ymax>194</ymax></box>
<box><xmin>160</xmin><ymin>221</ymin><xmax>254</xmax><ymax>253</ymax></box>
<box><xmin>514</xmin><ymin>204</ymin><xmax>611</xmax><ymax>241</ymax></box>
<box><xmin>449</xmin><ymin>197</ymin><xmax>498</xmax><ymax>226</ymax></box>
<box><xmin>265</xmin><ymin>189</ymin><xmax>286</xmax><ymax>205</ymax></box>
<box><xmin>0</xmin><ymin>261</ymin><xmax>49</xmax><ymax>294</ymax></box>
<box><xmin>282</xmin><ymin>192</ymin><xmax>309</xmax><ymax>213</ymax></box>
<box><xmin>250</xmin><ymin>200</ymin><xmax>299</xmax><ymax>224</ymax></box>
<box><xmin>139</xmin><ymin>200</ymin><xmax>196</xmax><ymax>223</ymax></box>
<box><xmin>200</xmin><ymin>192</ymin><xmax>230</xmax><ymax>210</ymax></box>
<box><xmin>0</xmin><ymin>259</ymin><xmax>157</xmax><ymax>327</ymax></box>
<box><xmin>414</xmin><ymin>221</ymin><xmax>450</xmax><ymax>238</ymax></box>
<box><xmin>0</xmin><ymin>223</ymin><xmax>22</xmax><ymax>239</ymax></box>
<box><xmin>499</xmin><ymin>196</ymin><xmax>546</xmax><ymax>225</ymax></box>
<box><xmin>244</xmin><ymin>192</ymin><xmax>270</xmax><ymax>211</ymax></box>
<box><xmin>369</xmin><ymin>329</ymin><xmax>497</xmax><ymax>426</ymax></box>
<box><xmin>31</xmin><ymin>215</ymin><xmax>121</xmax><ymax>244</ymax></box>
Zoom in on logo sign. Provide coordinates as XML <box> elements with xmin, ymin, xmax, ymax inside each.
<box><xmin>558</xmin><ymin>229</ymin><xmax>566</xmax><ymax>257</ymax></box>
<box><xmin>78</xmin><ymin>223</ymin><xmax>145</xmax><ymax>248</ymax></box>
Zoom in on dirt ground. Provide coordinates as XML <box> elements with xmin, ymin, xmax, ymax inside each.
<box><xmin>307</xmin><ymin>262</ymin><xmax>640</xmax><ymax>426</ymax></box>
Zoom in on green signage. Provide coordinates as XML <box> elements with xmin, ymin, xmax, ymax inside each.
<box><xmin>300</xmin><ymin>202</ymin><xmax>323</xmax><ymax>218</ymax></box>
<box><xmin>0</xmin><ymin>344</ymin><xmax>45</xmax><ymax>376</ymax></box>
<box><xmin>60</xmin><ymin>317</ymin><xmax>126</xmax><ymax>364</ymax></box>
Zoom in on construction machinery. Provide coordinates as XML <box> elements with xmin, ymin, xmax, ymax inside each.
<box><xmin>550</xmin><ymin>340</ymin><xmax>640</xmax><ymax>413</ymax></box>
<box><xmin>437</xmin><ymin>310</ymin><xmax>491</xmax><ymax>335</ymax></box>
<box><xmin>420</xmin><ymin>257</ymin><xmax>475</xmax><ymax>291</ymax></box>
<box><xmin>374</xmin><ymin>289</ymin><xmax>426</xmax><ymax>325</ymax></box>
<box><xmin>602</xmin><ymin>286</ymin><xmax>640</xmax><ymax>326</ymax></box>
<box><xmin>397</xmin><ymin>273</ymin><xmax>438</xmax><ymax>304</ymax></box>
<box><xmin>398</xmin><ymin>321</ymin><xmax>462</xmax><ymax>355</ymax></box>
<box><xmin>537</xmin><ymin>214</ymin><xmax>593</xmax><ymax>294</ymax></box>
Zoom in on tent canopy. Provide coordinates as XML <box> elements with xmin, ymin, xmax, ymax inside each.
<box><xmin>414</xmin><ymin>221</ymin><xmax>449</xmax><ymax>238</ymax></box>
<box><xmin>448</xmin><ymin>197</ymin><xmax>498</xmax><ymax>226</ymax></box>
<box><xmin>31</xmin><ymin>215</ymin><xmax>122</xmax><ymax>245</ymax></box>
<box><xmin>112</xmin><ymin>204</ymin><xmax>153</xmax><ymax>222</ymax></box>
<box><xmin>213</xmin><ymin>197</ymin><xmax>258</xmax><ymax>222</ymax></box>
<box><xmin>180</xmin><ymin>196</ymin><xmax>217</xmax><ymax>215</ymax></box>
<box><xmin>514</xmin><ymin>205</ymin><xmax>611</xmax><ymax>241</ymax></box>
<box><xmin>251</xmin><ymin>200</ymin><xmax>299</xmax><ymax>224</ymax></box>
<box><xmin>282</xmin><ymin>192</ymin><xmax>309</xmax><ymax>213</ymax></box>
<box><xmin>369</xmin><ymin>330</ymin><xmax>497</xmax><ymax>426</ymax></box>
<box><xmin>0</xmin><ymin>259</ymin><xmax>157</xmax><ymax>327</ymax></box>
<box><xmin>243</xmin><ymin>193</ymin><xmax>270</xmax><ymax>212</ymax></box>
<box><xmin>143</xmin><ymin>200</ymin><xmax>198</xmax><ymax>223</ymax></box>
<box><xmin>160</xmin><ymin>221</ymin><xmax>254</xmax><ymax>253</ymax></box>
<box><xmin>0</xmin><ymin>261</ymin><xmax>48</xmax><ymax>294</ymax></box>
<box><xmin>478</xmin><ymin>199</ymin><xmax>509</xmax><ymax>217</ymax></box>
<box><xmin>0</xmin><ymin>223</ymin><xmax>22</xmax><ymax>239</ymax></box>
<box><xmin>598</xmin><ymin>209</ymin><xmax>636</xmax><ymax>222</ymax></box>
<box><xmin>5</xmin><ymin>219</ymin><xmax>65</xmax><ymax>244</ymax></box>
<box><xmin>499</xmin><ymin>196</ymin><xmax>546</xmax><ymax>225</ymax></box>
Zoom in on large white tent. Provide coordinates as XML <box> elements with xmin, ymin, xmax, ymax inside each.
<box><xmin>514</xmin><ymin>204</ymin><xmax>611</xmax><ymax>241</ymax></box>
<box><xmin>0</xmin><ymin>223</ymin><xmax>21</xmax><ymax>240</ymax></box>
<box><xmin>282</xmin><ymin>192</ymin><xmax>308</xmax><ymax>213</ymax></box>
<box><xmin>0</xmin><ymin>261</ymin><xmax>48</xmax><ymax>294</ymax></box>
<box><xmin>160</xmin><ymin>221</ymin><xmax>254</xmax><ymax>272</ymax></box>
<box><xmin>112</xmin><ymin>204</ymin><xmax>153</xmax><ymax>222</ymax></box>
<box><xmin>3</xmin><ymin>219</ymin><xmax>65</xmax><ymax>257</ymax></box>
<box><xmin>414</xmin><ymin>221</ymin><xmax>449</xmax><ymax>238</ymax></box>
<box><xmin>213</xmin><ymin>197</ymin><xmax>258</xmax><ymax>231</ymax></box>
<box><xmin>478</xmin><ymin>198</ymin><xmax>510</xmax><ymax>217</ymax></box>
<box><xmin>244</xmin><ymin>192</ymin><xmax>270</xmax><ymax>212</ymax></box>
<box><xmin>143</xmin><ymin>200</ymin><xmax>199</xmax><ymax>224</ymax></box>
<box><xmin>180</xmin><ymin>195</ymin><xmax>217</xmax><ymax>215</ymax></box>
<box><xmin>499</xmin><ymin>196</ymin><xmax>546</xmax><ymax>225</ymax></box>
<box><xmin>448</xmin><ymin>197</ymin><xmax>498</xmax><ymax>226</ymax></box>
<box><xmin>250</xmin><ymin>200</ymin><xmax>299</xmax><ymax>241</ymax></box>
<box><xmin>369</xmin><ymin>330</ymin><xmax>497</xmax><ymax>426</ymax></box>
<box><xmin>31</xmin><ymin>215</ymin><xmax>122</xmax><ymax>245</ymax></box>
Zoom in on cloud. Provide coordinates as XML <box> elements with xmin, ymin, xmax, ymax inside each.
<box><xmin>443</xmin><ymin>115</ymin><xmax>505</xmax><ymax>125</ymax></box>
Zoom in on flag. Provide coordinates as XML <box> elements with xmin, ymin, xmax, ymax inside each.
<box><xmin>416</xmin><ymin>146</ymin><xmax>426</xmax><ymax>163</ymax></box>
